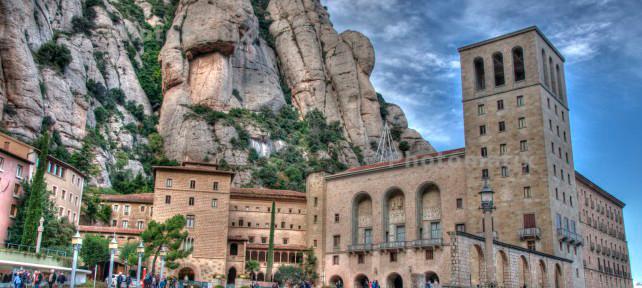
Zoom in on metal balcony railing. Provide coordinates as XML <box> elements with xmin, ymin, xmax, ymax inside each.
<box><xmin>378</xmin><ymin>241</ymin><xmax>407</xmax><ymax>250</ymax></box>
<box><xmin>3</xmin><ymin>242</ymin><xmax>70</xmax><ymax>257</ymax></box>
<box><xmin>410</xmin><ymin>238</ymin><xmax>442</xmax><ymax>248</ymax></box>
<box><xmin>347</xmin><ymin>243</ymin><xmax>374</xmax><ymax>253</ymax></box>
<box><xmin>518</xmin><ymin>228</ymin><xmax>541</xmax><ymax>240</ymax></box>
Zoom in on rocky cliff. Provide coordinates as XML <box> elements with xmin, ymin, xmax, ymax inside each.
<box><xmin>0</xmin><ymin>0</ymin><xmax>434</xmax><ymax>191</ymax></box>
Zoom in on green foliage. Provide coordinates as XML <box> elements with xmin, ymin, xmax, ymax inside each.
<box><xmin>119</xmin><ymin>242</ymin><xmax>140</xmax><ymax>266</ymax></box>
<box><xmin>302</xmin><ymin>249</ymin><xmax>319</xmax><ymax>283</ymax></box>
<box><xmin>250</xmin><ymin>0</ymin><xmax>275</xmax><ymax>48</ymax></box>
<box><xmin>82</xmin><ymin>187</ymin><xmax>112</xmax><ymax>225</ymax></box>
<box><xmin>398</xmin><ymin>141</ymin><xmax>410</xmax><ymax>157</ymax></box>
<box><xmin>110</xmin><ymin>171</ymin><xmax>151</xmax><ymax>194</ymax></box>
<box><xmin>302</xmin><ymin>110</ymin><xmax>343</xmax><ymax>153</ymax></box>
<box><xmin>112</xmin><ymin>0</ymin><xmax>145</xmax><ymax>26</ymax></box>
<box><xmin>20</xmin><ymin>132</ymin><xmax>51</xmax><ymax>245</ymax></box>
<box><xmin>35</xmin><ymin>41</ymin><xmax>72</xmax><ymax>71</ymax></box>
<box><xmin>245</xmin><ymin>260</ymin><xmax>260</xmax><ymax>280</ymax></box>
<box><xmin>72</xmin><ymin>15</ymin><xmax>94</xmax><ymax>35</ymax></box>
<box><xmin>266</xmin><ymin>201</ymin><xmax>276</xmax><ymax>281</ymax></box>
<box><xmin>274</xmin><ymin>266</ymin><xmax>304</xmax><ymax>287</ymax></box>
<box><xmin>390</xmin><ymin>125</ymin><xmax>403</xmax><ymax>142</ymax></box>
<box><xmin>69</xmin><ymin>129</ymin><xmax>101</xmax><ymax>176</ymax></box>
<box><xmin>125</xmin><ymin>100</ymin><xmax>145</xmax><ymax>121</ymax></box>
<box><xmin>141</xmin><ymin>215</ymin><xmax>192</xmax><ymax>274</ymax></box>
<box><xmin>351</xmin><ymin>145</ymin><xmax>364</xmax><ymax>165</ymax></box>
<box><xmin>80</xmin><ymin>234</ymin><xmax>110</xmax><ymax>268</ymax></box>
<box><xmin>377</xmin><ymin>92</ymin><xmax>388</xmax><ymax>120</ymax></box>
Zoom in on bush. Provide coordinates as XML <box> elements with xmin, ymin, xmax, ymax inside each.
<box><xmin>71</xmin><ymin>15</ymin><xmax>94</xmax><ymax>35</ymax></box>
<box><xmin>35</xmin><ymin>41</ymin><xmax>72</xmax><ymax>71</ymax></box>
<box><xmin>108</xmin><ymin>88</ymin><xmax>126</xmax><ymax>105</ymax></box>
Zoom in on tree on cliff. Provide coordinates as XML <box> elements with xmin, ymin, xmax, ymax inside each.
<box><xmin>141</xmin><ymin>215</ymin><xmax>191</xmax><ymax>275</ymax></box>
<box><xmin>265</xmin><ymin>201</ymin><xmax>276</xmax><ymax>281</ymax></box>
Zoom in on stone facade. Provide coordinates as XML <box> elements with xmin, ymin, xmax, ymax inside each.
<box><xmin>577</xmin><ymin>172</ymin><xmax>632</xmax><ymax>288</ymax></box>
<box><xmin>0</xmin><ymin>132</ymin><xmax>34</xmax><ymax>243</ymax></box>
<box><xmin>45</xmin><ymin>156</ymin><xmax>85</xmax><ymax>225</ymax></box>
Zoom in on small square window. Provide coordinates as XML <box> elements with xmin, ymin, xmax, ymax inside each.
<box><xmin>211</xmin><ymin>199</ymin><xmax>218</xmax><ymax>208</ymax></box>
<box><xmin>523</xmin><ymin>187</ymin><xmax>532</xmax><ymax>199</ymax></box>
<box><xmin>455</xmin><ymin>224</ymin><xmax>466</xmax><ymax>232</ymax></box>
<box><xmin>357</xmin><ymin>254</ymin><xmax>365</xmax><ymax>264</ymax></box>
<box><xmin>520</xmin><ymin>140</ymin><xmax>528</xmax><ymax>152</ymax></box>
<box><xmin>497</xmin><ymin>100</ymin><xmax>504</xmax><ymax>110</ymax></box>
<box><xmin>522</xmin><ymin>163</ymin><xmax>530</xmax><ymax>174</ymax></box>
<box><xmin>499</xmin><ymin>144</ymin><xmax>507</xmax><ymax>155</ymax></box>
<box><xmin>425</xmin><ymin>249</ymin><xmax>434</xmax><ymax>260</ymax></box>
<box><xmin>518</xmin><ymin>117</ymin><xmax>526</xmax><ymax>129</ymax></box>
<box><xmin>212</xmin><ymin>182</ymin><xmax>219</xmax><ymax>190</ymax></box>
<box><xmin>189</xmin><ymin>180</ymin><xmax>196</xmax><ymax>189</ymax></box>
<box><xmin>517</xmin><ymin>95</ymin><xmax>524</xmax><ymax>107</ymax></box>
<box><xmin>456</xmin><ymin>198</ymin><xmax>463</xmax><ymax>209</ymax></box>
<box><xmin>477</xmin><ymin>104</ymin><xmax>486</xmax><ymax>115</ymax></box>
<box><xmin>501</xmin><ymin>166</ymin><xmax>509</xmax><ymax>177</ymax></box>
<box><xmin>333</xmin><ymin>255</ymin><xmax>339</xmax><ymax>265</ymax></box>
<box><xmin>334</xmin><ymin>213</ymin><xmax>340</xmax><ymax>223</ymax></box>
<box><xmin>189</xmin><ymin>197</ymin><xmax>195</xmax><ymax>206</ymax></box>
<box><xmin>165</xmin><ymin>179</ymin><xmax>173</xmax><ymax>188</ymax></box>
<box><xmin>165</xmin><ymin>195</ymin><xmax>171</xmax><ymax>204</ymax></box>
<box><xmin>498</xmin><ymin>121</ymin><xmax>506</xmax><ymax>132</ymax></box>
<box><xmin>479</xmin><ymin>125</ymin><xmax>486</xmax><ymax>136</ymax></box>
<box><xmin>480</xmin><ymin>147</ymin><xmax>488</xmax><ymax>158</ymax></box>
<box><xmin>389</xmin><ymin>252</ymin><xmax>398</xmax><ymax>262</ymax></box>
<box><xmin>482</xmin><ymin>169</ymin><xmax>489</xmax><ymax>179</ymax></box>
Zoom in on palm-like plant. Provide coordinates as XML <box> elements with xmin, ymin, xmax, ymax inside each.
<box><xmin>245</xmin><ymin>260</ymin><xmax>260</xmax><ymax>280</ymax></box>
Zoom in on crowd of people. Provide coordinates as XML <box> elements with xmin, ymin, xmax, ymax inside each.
<box><xmin>1</xmin><ymin>270</ymin><xmax>67</xmax><ymax>288</ymax></box>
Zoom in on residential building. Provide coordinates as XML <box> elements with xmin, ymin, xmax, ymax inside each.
<box><xmin>0</xmin><ymin>133</ymin><xmax>34</xmax><ymax>243</ymax></box>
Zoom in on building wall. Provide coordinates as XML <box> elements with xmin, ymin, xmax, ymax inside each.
<box><xmin>459</xmin><ymin>27</ymin><xmax>585</xmax><ymax>287</ymax></box>
<box><xmin>318</xmin><ymin>152</ymin><xmax>467</xmax><ymax>287</ymax></box>
<box><xmin>0</xmin><ymin>150</ymin><xmax>31</xmax><ymax>243</ymax></box>
<box><xmin>45</xmin><ymin>157</ymin><xmax>84</xmax><ymax>225</ymax></box>
<box><xmin>152</xmin><ymin>167</ymin><xmax>232</xmax><ymax>280</ymax></box>
<box><xmin>578</xmin><ymin>175</ymin><xmax>632</xmax><ymax>288</ymax></box>
<box><xmin>106</xmin><ymin>200</ymin><xmax>153</xmax><ymax>230</ymax></box>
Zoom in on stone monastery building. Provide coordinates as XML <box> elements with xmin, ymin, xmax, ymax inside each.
<box><xmin>84</xmin><ymin>27</ymin><xmax>632</xmax><ymax>288</ymax></box>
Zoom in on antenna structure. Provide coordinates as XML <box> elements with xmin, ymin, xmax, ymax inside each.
<box><xmin>375</xmin><ymin>123</ymin><xmax>399</xmax><ymax>163</ymax></box>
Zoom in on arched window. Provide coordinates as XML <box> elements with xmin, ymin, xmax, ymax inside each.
<box><xmin>230</xmin><ymin>243</ymin><xmax>238</xmax><ymax>256</ymax></box>
<box><xmin>493</xmin><ymin>52</ymin><xmax>505</xmax><ymax>86</ymax></box>
<box><xmin>556</xmin><ymin>64</ymin><xmax>564</xmax><ymax>99</ymax></box>
<box><xmin>549</xmin><ymin>57</ymin><xmax>557</xmax><ymax>95</ymax></box>
<box><xmin>474</xmin><ymin>57</ymin><xmax>486</xmax><ymax>90</ymax></box>
<box><xmin>513</xmin><ymin>47</ymin><xmax>525</xmax><ymax>81</ymax></box>
<box><xmin>542</xmin><ymin>49</ymin><xmax>549</xmax><ymax>86</ymax></box>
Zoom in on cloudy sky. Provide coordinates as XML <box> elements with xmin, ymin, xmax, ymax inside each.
<box><xmin>322</xmin><ymin>0</ymin><xmax>642</xmax><ymax>283</ymax></box>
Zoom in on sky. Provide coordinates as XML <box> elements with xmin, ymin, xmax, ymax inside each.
<box><xmin>321</xmin><ymin>0</ymin><xmax>642</xmax><ymax>284</ymax></box>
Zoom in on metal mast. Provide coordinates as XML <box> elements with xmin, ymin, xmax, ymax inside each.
<box><xmin>375</xmin><ymin>123</ymin><xmax>399</xmax><ymax>163</ymax></box>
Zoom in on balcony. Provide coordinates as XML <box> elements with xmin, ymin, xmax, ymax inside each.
<box><xmin>556</xmin><ymin>228</ymin><xmax>569</xmax><ymax>241</ymax></box>
<box><xmin>378</xmin><ymin>241</ymin><xmax>407</xmax><ymax>251</ymax></box>
<box><xmin>590</xmin><ymin>243</ymin><xmax>595</xmax><ymax>251</ymax></box>
<box><xmin>557</xmin><ymin>228</ymin><xmax>582</xmax><ymax>246</ymax></box>
<box><xmin>347</xmin><ymin>243</ymin><xmax>374</xmax><ymax>253</ymax></box>
<box><xmin>596</xmin><ymin>245</ymin><xmax>602</xmax><ymax>253</ymax></box>
<box><xmin>410</xmin><ymin>238</ymin><xmax>442</xmax><ymax>249</ymax></box>
<box><xmin>518</xmin><ymin>228</ymin><xmax>541</xmax><ymax>240</ymax></box>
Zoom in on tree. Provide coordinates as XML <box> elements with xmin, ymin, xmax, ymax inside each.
<box><xmin>20</xmin><ymin>132</ymin><xmax>51</xmax><ymax>245</ymax></box>
<box><xmin>80</xmin><ymin>235</ymin><xmax>110</xmax><ymax>269</ymax></box>
<box><xmin>245</xmin><ymin>260</ymin><xmax>260</xmax><ymax>280</ymax></box>
<box><xmin>398</xmin><ymin>141</ymin><xmax>410</xmax><ymax>157</ymax></box>
<box><xmin>120</xmin><ymin>242</ymin><xmax>141</xmax><ymax>275</ymax></box>
<box><xmin>274</xmin><ymin>266</ymin><xmax>303</xmax><ymax>288</ymax></box>
<box><xmin>265</xmin><ymin>201</ymin><xmax>276</xmax><ymax>281</ymax></box>
<box><xmin>82</xmin><ymin>187</ymin><xmax>112</xmax><ymax>225</ymax></box>
<box><xmin>301</xmin><ymin>249</ymin><xmax>318</xmax><ymax>283</ymax></box>
<box><xmin>140</xmin><ymin>215</ymin><xmax>191</xmax><ymax>275</ymax></box>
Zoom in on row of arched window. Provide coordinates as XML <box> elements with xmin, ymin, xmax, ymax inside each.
<box><xmin>541</xmin><ymin>49</ymin><xmax>565</xmax><ymax>99</ymax></box>
<box><xmin>474</xmin><ymin>46</ymin><xmax>525</xmax><ymax>90</ymax></box>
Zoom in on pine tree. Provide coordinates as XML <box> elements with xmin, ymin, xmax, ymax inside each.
<box><xmin>20</xmin><ymin>132</ymin><xmax>50</xmax><ymax>246</ymax></box>
<box><xmin>266</xmin><ymin>200</ymin><xmax>276</xmax><ymax>281</ymax></box>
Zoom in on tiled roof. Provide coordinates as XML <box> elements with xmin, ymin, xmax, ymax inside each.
<box><xmin>342</xmin><ymin>147</ymin><xmax>466</xmax><ymax>173</ymax></box>
<box><xmin>230</xmin><ymin>187</ymin><xmax>306</xmax><ymax>201</ymax></box>
<box><xmin>153</xmin><ymin>165</ymin><xmax>235</xmax><ymax>175</ymax></box>
<box><xmin>100</xmin><ymin>193</ymin><xmax>154</xmax><ymax>204</ymax></box>
<box><xmin>78</xmin><ymin>225</ymin><xmax>143</xmax><ymax>235</ymax></box>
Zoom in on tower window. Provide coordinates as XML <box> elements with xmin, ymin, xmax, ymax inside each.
<box><xmin>477</xmin><ymin>104</ymin><xmax>486</xmax><ymax>115</ymax></box>
<box><xmin>499</xmin><ymin>144</ymin><xmax>507</xmax><ymax>155</ymax></box>
<box><xmin>542</xmin><ymin>49</ymin><xmax>549</xmax><ymax>86</ymax></box>
<box><xmin>165</xmin><ymin>195</ymin><xmax>171</xmax><ymax>204</ymax></box>
<box><xmin>482</xmin><ymin>169</ymin><xmax>489</xmax><ymax>179</ymax></box>
<box><xmin>189</xmin><ymin>180</ymin><xmax>196</xmax><ymax>189</ymax></box>
<box><xmin>518</xmin><ymin>117</ymin><xmax>526</xmax><ymax>129</ymax></box>
<box><xmin>520</xmin><ymin>140</ymin><xmax>528</xmax><ymax>152</ymax></box>
<box><xmin>479</xmin><ymin>125</ymin><xmax>486</xmax><ymax>136</ymax></box>
<box><xmin>501</xmin><ymin>166</ymin><xmax>509</xmax><ymax>177</ymax></box>
<box><xmin>474</xmin><ymin>57</ymin><xmax>486</xmax><ymax>90</ymax></box>
<box><xmin>556</xmin><ymin>64</ymin><xmax>564</xmax><ymax>98</ymax></box>
<box><xmin>493</xmin><ymin>52</ymin><xmax>505</xmax><ymax>86</ymax></box>
<box><xmin>480</xmin><ymin>147</ymin><xmax>488</xmax><ymax>158</ymax></box>
<box><xmin>165</xmin><ymin>179</ymin><xmax>173</xmax><ymax>188</ymax></box>
<box><xmin>513</xmin><ymin>46</ymin><xmax>525</xmax><ymax>81</ymax></box>
<box><xmin>188</xmin><ymin>197</ymin><xmax>195</xmax><ymax>206</ymax></box>
<box><xmin>517</xmin><ymin>95</ymin><xmax>524</xmax><ymax>107</ymax></box>
<box><xmin>497</xmin><ymin>100</ymin><xmax>504</xmax><ymax>110</ymax></box>
<box><xmin>456</xmin><ymin>198</ymin><xmax>463</xmax><ymax>209</ymax></box>
<box><xmin>498</xmin><ymin>121</ymin><xmax>506</xmax><ymax>132</ymax></box>
<box><xmin>523</xmin><ymin>187</ymin><xmax>532</xmax><ymax>198</ymax></box>
<box><xmin>549</xmin><ymin>57</ymin><xmax>557</xmax><ymax>95</ymax></box>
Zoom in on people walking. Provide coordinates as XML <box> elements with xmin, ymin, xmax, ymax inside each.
<box><xmin>57</xmin><ymin>273</ymin><xmax>66</xmax><ymax>288</ymax></box>
<box><xmin>48</xmin><ymin>270</ymin><xmax>57</xmax><ymax>288</ymax></box>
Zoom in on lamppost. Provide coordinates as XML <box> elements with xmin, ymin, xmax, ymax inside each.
<box><xmin>108</xmin><ymin>236</ymin><xmax>119</xmax><ymax>288</ymax></box>
<box><xmin>159</xmin><ymin>245</ymin><xmax>167</xmax><ymax>279</ymax></box>
<box><xmin>480</xmin><ymin>179</ymin><xmax>496</xmax><ymax>288</ymax></box>
<box><xmin>136</xmin><ymin>242</ymin><xmax>145</xmax><ymax>288</ymax></box>
<box><xmin>70</xmin><ymin>231</ymin><xmax>83</xmax><ymax>288</ymax></box>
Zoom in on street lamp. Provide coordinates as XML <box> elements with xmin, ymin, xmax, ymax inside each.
<box><xmin>108</xmin><ymin>236</ymin><xmax>119</xmax><ymax>288</ymax></box>
<box><xmin>70</xmin><ymin>231</ymin><xmax>83</xmax><ymax>288</ymax></box>
<box><xmin>479</xmin><ymin>178</ymin><xmax>496</xmax><ymax>287</ymax></box>
<box><xmin>159</xmin><ymin>245</ymin><xmax>167</xmax><ymax>279</ymax></box>
<box><xmin>136</xmin><ymin>242</ymin><xmax>145</xmax><ymax>288</ymax></box>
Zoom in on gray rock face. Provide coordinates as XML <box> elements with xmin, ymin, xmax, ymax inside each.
<box><xmin>158</xmin><ymin>0</ymin><xmax>286</xmax><ymax>161</ymax></box>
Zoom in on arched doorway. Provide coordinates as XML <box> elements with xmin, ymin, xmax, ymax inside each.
<box><xmin>354</xmin><ymin>274</ymin><xmax>369</xmax><ymax>288</ymax></box>
<box><xmin>227</xmin><ymin>267</ymin><xmax>237</xmax><ymax>284</ymax></box>
<box><xmin>519</xmin><ymin>256</ymin><xmax>530</xmax><ymax>287</ymax></box>
<box><xmin>257</xmin><ymin>272</ymin><xmax>265</xmax><ymax>281</ymax></box>
<box><xmin>539</xmin><ymin>260</ymin><xmax>547</xmax><ymax>288</ymax></box>
<box><xmin>496</xmin><ymin>250</ymin><xmax>509</xmax><ymax>287</ymax></box>
<box><xmin>470</xmin><ymin>245</ymin><xmax>483</xmax><ymax>286</ymax></box>
<box><xmin>425</xmin><ymin>271</ymin><xmax>439</xmax><ymax>285</ymax></box>
<box><xmin>329</xmin><ymin>275</ymin><xmax>343</xmax><ymax>288</ymax></box>
<box><xmin>555</xmin><ymin>264</ymin><xmax>564</xmax><ymax>288</ymax></box>
<box><xmin>387</xmin><ymin>273</ymin><xmax>403</xmax><ymax>288</ymax></box>
<box><xmin>178</xmin><ymin>267</ymin><xmax>195</xmax><ymax>281</ymax></box>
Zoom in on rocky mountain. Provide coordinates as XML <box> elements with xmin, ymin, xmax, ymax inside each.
<box><xmin>0</xmin><ymin>0</ymin><xmax>434</xmax><ymax>191</ymax></box>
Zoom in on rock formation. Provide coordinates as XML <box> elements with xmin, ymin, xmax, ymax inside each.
<box><xmin>0</xmin><ymin>0</ymin><xmax>435</xmax><ymax>189</ymax></box>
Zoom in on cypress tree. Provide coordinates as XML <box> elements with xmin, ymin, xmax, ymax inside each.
<box><xmin>20</xmin><ymin>132</ymin><xmax>50</xmax><ymax>246</ymax></box>
<box><xmin>266</xmin><ymin>200</ymin><xmax>276</xmax><ymax>281</ymax></box>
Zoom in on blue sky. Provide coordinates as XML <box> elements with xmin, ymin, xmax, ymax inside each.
<box><xmin>322</xmin><ymin>0</ymin><xmax>642</xmax><ymax>284</ymax></box>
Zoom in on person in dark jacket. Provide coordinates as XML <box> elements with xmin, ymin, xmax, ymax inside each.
<box><xmin>57</xmin><ymin>273</ymin><xmax>67</xmax><ymax>287</ymax></box>
<box><xmin>48</xmin><ymin>270</ymin><xmax>58</xmax><ymax>288</ymax></box>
